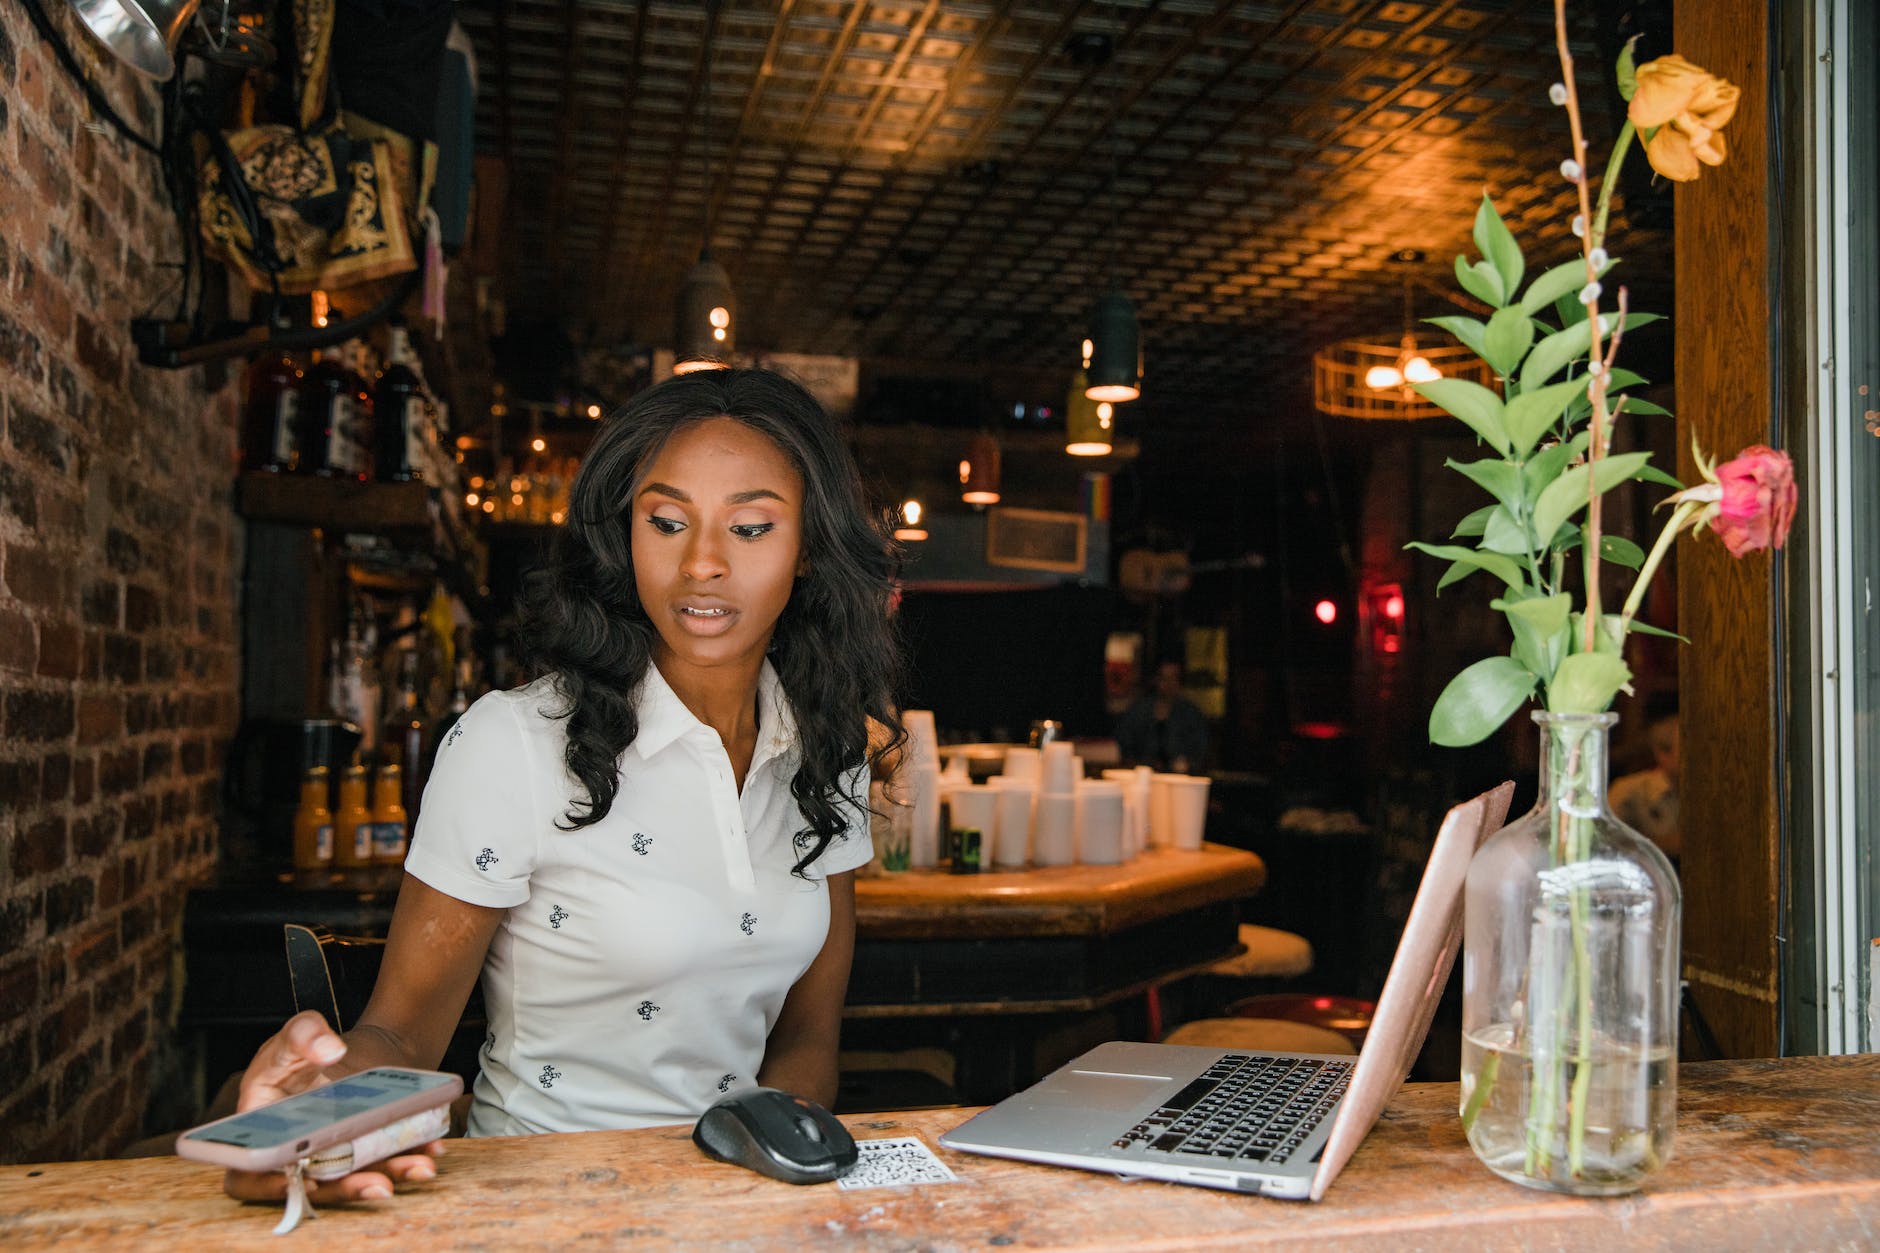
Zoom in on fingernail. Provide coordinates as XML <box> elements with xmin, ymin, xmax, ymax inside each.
<box><xmin>360</xmin><ymin>1185</ymin><xmax>392</xmax><ymax>1200</ymax></box>
<box><xmin>313</xmin><ymin>1041</ymin><xmax>346</xmax><ymax>1064</ymax></box>
<box><xmin>411</xmin><ymin>1166</ymin><xmax>435</xmax><ymax>1180</ymax></box>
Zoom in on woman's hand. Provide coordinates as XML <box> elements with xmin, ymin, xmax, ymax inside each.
<box><xmin>220</xmin><ymin>1011</ymin><xmax>443</xmax><ymax>1204</ymax></box>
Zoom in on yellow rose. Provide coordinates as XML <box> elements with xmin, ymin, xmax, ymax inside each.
<box><xmin>1627</xmin><ymin>54</ymin><xmax>1740</xmax><ymax>182</ymax></box>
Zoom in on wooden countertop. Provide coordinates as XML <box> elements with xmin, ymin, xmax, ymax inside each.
<box><xmin>4</xmin><ymin>1055</ymin><xmax>1874</xmax><ymax>1249</ymax></box>
<box><xmin>854</xmin><ymin>843</ymin><xmax>1264</xmax><ymax>939</ymax></box>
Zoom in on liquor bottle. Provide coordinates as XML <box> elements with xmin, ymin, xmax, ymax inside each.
<box><xmin>334</xmin><ymin>761</ymin><xmax>375</xmax><ymax>870</ymax></box>
<box><xmin>379</xmin><ymin>648</ymin><xmax>428</xmax><ymax>823</ymax></box>
<box><xmin>371</xmin><ymin>764</ymin><xmax>409</xmax><ymax>863</ymax></box>
<box><xmin>373</xmin><ymin>320</ymin><xmax>432</xmax><ymax>482</ymax></box>
<box><xmin>291</xmin><ymin>766</ymin><xmax>334</xmax><ymax>880</ymax></box>
<box><xmin>240</xmin><ymin>345</ymin><xmax>304</xmax><ymax>473</ymax></box>
<box><xmin>338</xmin><ymin>339</ymin><xmax>377</xmax><ymax>481</ymax></box>
<box><xmin>300</xmin><ymin>348</ymin><xmax>368</xmax><ymax>480</ymax></box>
<box><xmin>333</xmin><ymin>605</ymin><xmax>381</xmax><ymax>757</ymax></box>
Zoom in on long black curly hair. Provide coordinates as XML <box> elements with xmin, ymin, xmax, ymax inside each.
<box><xmin>520</xmin><ymin>368</ymin><xmax>905</xmax><ymax>875</ymax></box>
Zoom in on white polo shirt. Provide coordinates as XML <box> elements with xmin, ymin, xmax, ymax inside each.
<box><xmin>403</xmin><ymin>661</ymin><xmax>871</xmax><ymax>1137</ymax></box>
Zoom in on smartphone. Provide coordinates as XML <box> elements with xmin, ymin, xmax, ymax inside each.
<box><xmin>175</xmin><ymin>1067</ymin><xmax>462</xmax><ymax>1172</ymax></box>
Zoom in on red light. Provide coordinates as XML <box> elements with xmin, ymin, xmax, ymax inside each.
<box><xmin>1384</xmin><ymin>594</ymin><xmax>1404</xmax><ymax>620</ymax></box>
<box><xmin>1314</xmin><ymin>997</ymin><xmax>1333</xmax><ymax>1010</ymax></box>
<box><xmin>1314</xmin><ymin>599</ymin><xmax>1337</xmax><ymax>625</ymax></box>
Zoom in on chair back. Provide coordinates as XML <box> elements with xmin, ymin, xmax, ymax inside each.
<box><xmin>283</xmin><ymin>923</ymin><xmax>387</xmax><ymax>1032</ymax></box>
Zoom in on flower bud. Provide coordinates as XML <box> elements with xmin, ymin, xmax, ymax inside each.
<box><xmin>1549</xmin><ymin>82</ymin><xmax>1569</xmax><ymax>105</ymax></box>
<box><xmin>1589</xmin><ymin>247</ymin><xmax>1610</xmax><ymax>270</ymax></box>
<box><xmin>1571</xmin><ymin>214</ymin><xmax>1587</xmax><ymax>238</ymax></box>
<box><xmin>1561</xmin><ymin>159</ymin><xmax>1583</xmax><ymax>182</ymax></box>
<box><xmin>1578</xmin><ymin>281</ymin><xmax>1603</xmax><ymax>304</ymax></box>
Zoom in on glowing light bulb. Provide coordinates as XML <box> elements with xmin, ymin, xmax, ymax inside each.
<box><xmin>1403</xmin><ymin>356</ymin><xmax>1442</xmax><ymax>384</ymax></box>
<box><xmin>709</xmin><ymin>307</ymin><xmax>730</xmax><ymax>329</ymax></box>
<box><xmin>531</xmin><ymin>437</ymin><xmax>546</xmax><ymax>453</ymax></box>
<box><xmin>1081</xmin><ymin>338</ymin><xmax>1094</xmax><ymax>368</ymax></box>
<box><xmin>1365</xmin><ymin>364</ymin><xmax>1404</xmax><ymax>390</ymax></box>
<box><xmin>1384</xmin><ymin>593</ymin><xmax>1405</xmax><ymax>620</ymax></box>
<box><xmin>902</xmin><ymin>500</ymin><xmax>922</xmax><ymax>526</ymax></box>
<box><xmin>465</xmin><ymin>492</ymin><xmax>481</xmax><ymax>507</ymax></box>
<box><xmin>586</xmin><ymin>404</ymin><xmax>602</xmax><ymax>418</ymax></box>
<box><xmin>959</xmin><ymin>459</ymin><xmax>972</xmax><ymax>484</ymax></box>
<box><xmin>1314</xmin><ymin>599</ymin><xmax>1338</xmax><ymax>625</ymax></box>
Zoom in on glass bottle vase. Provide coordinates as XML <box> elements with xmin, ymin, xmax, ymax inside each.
<box><xmin>1460</xmin><ymin>711</ymin><xmax>1681</xmax><ymax>1195</ymax></box>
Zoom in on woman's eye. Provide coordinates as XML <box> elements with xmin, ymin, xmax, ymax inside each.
<box><xmin>731</xmin><ymin>523</ymin><xmax>775</xmax><ymax>540</ymax></box>
<box><xmin>648</xmin><ymin>515</ymin><xmax>686</xmax><ymax>535</ymax></box>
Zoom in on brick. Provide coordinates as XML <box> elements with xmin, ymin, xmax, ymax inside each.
<box><xmin>0</xmin><ymin>1030</ymin><xmax>31</xmax><ymax>1094</ymax></box>
<box><xmin>120</xmin><ymin>795</ymin><xmax>154</xmax><ymax>842</ymax></box>
<box><xmin>71</xmin><ymin>754</ymin><xmax>94</xmax><ymax>804</ymax></box>
<box><xmin>98</xmin><ymin>747</ymin><xmax>138</xmax><ymax>797</ymax></box>
<box><xmin>13</xmin><ymin>813</ymin><xmax>66</xmax><ymax>878</ymax></box>
<box><xmin>38</xmin><ymin>751</ymin><xmax>69</xmax><ymax>805</ymax></box>
<box><xmin>0</xmin><ymin>894</ymin><xmax>42</xmax><ymax>950</ymax></box>
<box><xmin>34</xmin><ymin>619</ymin><xmax>78</xmax><ymax>680</ymax></box>
<box><xmin>139</xmin><ymin>740</ymin><xmax>171</xmax><ymax>782</ymax></box>
<box><xmin>5</xmin><ymin>399</ymin><xmax>74</xmax><ymax>474</ymax></box>
<box><xmin>100</xmin><ymin>633</ymin><xmax>139</xmax><ymax>683</ymax></box>
<box><xmin>0</xmin><ymin>457</ymin><xmax>35</xmax><ymax>527</ymax></box>
<box><xmin>43</xmin><ymin>875</ymin><xmax>95</xmax><ymax>933</ymax></box>
<box><xmin>66</xmin><ymin>920</ymin><xmax>116</xmax><ymax>980</ymax></box>
<box><xmin>0</xmin><ymin>605</ymin><xmax>33</xmax><ymax>674</ymax></box>
<box><xmin>118</xmin><ymin>897</ymin><xmax>156</xmax><ymax>948</ymax></box>
<box><xmin>5</xmin><ymin>687</ymin><xmax>74</xmax><ymax>741</ymax></box>
<box><xmin>0</xmin><ymin>958</ymin><xmax>35</xmax><ymax>1020</ymax></box>
<box><xmin>3</xmin><ymin>545</ymin><xmax>68</xmax><ymax>611</ymax></box>
<box><xmin>103</xmin><ymin>528</ymin><xmax>141</xmax><ymax>575</ymax></box>
<box><xmin>80</xmin><ymin>579</ymin><xmax>118</xmax><ymax>628</ymax></box>
<box><xmin>59</xmin><ymin>1042</ymin><xmax>103</xmax><ymax>1109</ymax></box>
<box><xmin>34</xmin><ymin>990</ymin><xmax>91</xmax><ymax>1064</ymax></box>
<box><xmin>0</xmin><ymin>305</ymin><xmax>45</xmax><ymax>386</ymax></box>
<box><xmin>0</xmin><ymin>754</ymin><xmax>39</xmax><ymax>804</ymax></box>
<box><xmin>143</xmin><ymin>642</ymin><xmax>174</xmax><ymax>682</ymax></box>
<box><xmin>71</xmin><ymin>808</ymin><xmax>119</xmax><ymax>858</ymax></box>
<box><xmin>76</xmin><ymin>692</ymin><xmax>122</xmax><ymax>745</ymax></box>
<box><xmin>121</xmin><ymin>584</ymin><xmax>158</xmax><ymax>632</ymax></box>
<box><xmin>72</xmin><ymin>313</ymin><xmax>122</xmax><ymax>388</ymax></box>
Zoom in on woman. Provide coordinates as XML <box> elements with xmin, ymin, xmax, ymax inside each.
<box><xmin>228</xmin><ymin>368</ymin><xmax>904</xmax><ymax>1203</ymax></box>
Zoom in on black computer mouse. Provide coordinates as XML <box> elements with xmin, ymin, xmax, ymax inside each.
<box><xmin>692</xmin><ymin>1087</ymin><xmax>859</xmax><ymax>1184</ymax></box>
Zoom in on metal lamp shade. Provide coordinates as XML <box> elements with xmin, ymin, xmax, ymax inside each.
<box><xmin>1084</xmin><ymin>287</ymin><xmax>1141</xmax><ymax>403</ymax></box>
<box><xmin>959</xmin><ymin>433</ymin><xmax>1001</xmax><ymax>505</ymax></box>
<box><xmin>1064</xmin><ymin>371</ymin><xmax>1113</xmax><ymax>456</ymax></box>
<box><xmin>673</xmin><ymin>253</ymin><xmax>735</xmax><ymax>374</ymax></box>
<box><xmin>70</xmin><ymin>0</ymin><xmax>196</xmax><ymax>80</ymax></box>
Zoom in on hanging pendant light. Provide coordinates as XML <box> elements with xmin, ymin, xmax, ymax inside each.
<box><xmin>893</xmin><ymin>498</ymin><xmax>928</xmax><ymax>541</ymax></box>
<box><xmin>1083</xmin><ymin>287</ymin><xmax>1141</xmax><ymax>402</ymax></box>
<box><xmin>1313</xmin><ymin>254</ymin><xmax>1494</xmax><ymax>419</ymax></box>
<box><xmin>673</xmin><ymin>0</ymin><xmax>735</xmax><ymax>376</ymax></box>
<box><xmin>1065</xmin><ymin>370</ymin><xmax>1114</xmax><ymax>456</ymax></box>
<box><xmin>673</xmin><ymin>251</ymin><xmax>735</xmax><ymax>374</ymax></box>
<box><xmin>959</xmin><ymin>432</ymin><xmax>1001</xmax><ymax>505</ymax></box>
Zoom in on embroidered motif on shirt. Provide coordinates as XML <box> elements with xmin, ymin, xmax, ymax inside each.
<box><xmin>475</xmin><ymin>847</ymin><xmax>499</xmax><ymax>870</ymax></box>
<box><xmin>548</xmin><ymin>904</ymin><xmax>569</xmax><ymax>929</ymax></box>
<box><xmin>740</xmin><ymin>912</ymin><xmax>757</xmax><ymax>936</ymax></box>
<box><xmin>539</xmin><ymin>1064</ymin><xmax>561</xmax><ymax>1088</ymax></box>
<box><xmin>631</xmin><ymin>832</ymin><xmax>653</xmax><ymax>855</ymax></box>
<box><xmin>792</xmin><ymin>831</ymin><xmax>815</xmax><ymax>852</ymax></box>
<box><xmin>717</xmin><ymin>1074</ymin><xmax>737</xmax><ymax>1093</ymax></box>
<box><xmin>443</xmin><ymin>722</ymin><xmax>465</xmax><ymax>752</ymax></box>
<box><xmin>637</xmin><ymin>1000</ymin><xmax>661</xmax><ymax>1021</ymax></box>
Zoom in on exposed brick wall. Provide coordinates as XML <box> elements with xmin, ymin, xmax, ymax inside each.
<box><xmin>0</xmin><ymin>6</ymin><xmax>242</xmax><ymax>1163</ymax></box>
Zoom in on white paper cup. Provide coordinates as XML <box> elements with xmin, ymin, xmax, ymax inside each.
<box><xmin>1040</xmin><ymin>741</ymin><xmax>1077</xmax><ymax>794</ymax></box>
<box><xmin>1076</xmin><ymin>780</ymin><xmax>1126</xmax><ymax>865</ymax></box>
<box><xmin>902</xmin><ymin>709</ymin><xmax>941</xmax><ymax>772</ymax></box>
<box><xmin>1031</xmin><ymin>792</ymin><xmax>1076</xmax><ymax>866</ymax></box>
<box><xmin>1002</xmin><ymin>746</ymin><xmax>1040</xmax><ymax>783</ymax></box>
<box><xmin>1164</xmin><ymin>774</ymin><xmax>1212</xmax><ymax>850</ymax></box>
<box><xmin>905</xmin><ymin>763</ymin><xmax>942</xmax><ymax>867</ymax></box>
<box><xmin>1149</xmin><ymin>772</ymin><xmax>1184</xmax><ymax>847</ymax></box>
<box><xmin>987</xmin><ymin>777</ymin><xmax>1034</xmax><ymax>867</ymax></box>
<box><xmin>946</xmin><ymin>784</ymin><xmax>999</xmax><ymax>852</ymax></box>
<box><xmin>1102</xmin><ymin>768</ymin><xmax>1145</xmax><ymax>856</ymax></box>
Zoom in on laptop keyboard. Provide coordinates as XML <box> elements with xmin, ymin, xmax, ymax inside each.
<box><xmin>1110</xmin><ymin>1052</ymin><xmax>1354</xmax><ymax>1165</ymax></box>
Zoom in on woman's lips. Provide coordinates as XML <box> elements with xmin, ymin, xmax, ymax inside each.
<box><xmin>675</xmin><ymin>603</ymin><xmax>737</xmax><ymax>636</ymax></box>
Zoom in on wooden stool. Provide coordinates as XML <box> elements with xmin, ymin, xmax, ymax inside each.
<box><xmin>1161</xmin><ymin>1017</ymin><xmax>1357</xmax><ymax>1055</ymax></box>
<box><xmin>1227</xmin><ymin>992</ymin><xmax>1376</xmax><ymax>1052</ymax></box>
<box><xmin>1205</xmin><ymin>924</ymin><xmax>1314</xmax><ymax>979</ymax></box>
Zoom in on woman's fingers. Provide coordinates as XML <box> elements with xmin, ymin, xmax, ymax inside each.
<box><xmin>237</xmin><ymin>1012</ymin><xmax>347</xmax><ymax>1111</ymax></box>
<box><xmin>223</xmin><ymin>1144</ymin><xmax>442</xmax><ymax>1205</ymax></box>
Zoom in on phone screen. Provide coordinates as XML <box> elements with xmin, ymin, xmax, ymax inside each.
<box><xmin>181</xmin><ymin>1069</ymin><xmax>455</xmax><ymax>1149</ymax></box>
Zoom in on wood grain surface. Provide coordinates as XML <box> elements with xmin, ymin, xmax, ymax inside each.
<box><xmin>1674</xmin><ymin>0</ymin><xmax>1782</xmax><ymax>1059</ymax></box>
<box><xmin>3</xmin><ymin>1056</ymin><xmax>1874</xmax><ymax>1250</ymax></box>
<box><xmin>853</xmin><ymin>845</ymin><xmax>1265</xmax><ymax>939</ymax></box>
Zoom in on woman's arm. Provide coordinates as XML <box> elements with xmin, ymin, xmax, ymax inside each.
<box><xmin>755</xmin><ymin>870</ymin><xmax>857</xmax><ymax>1107</ymax></box>
<box><xmin>223</xmin><ymin>877</ymin><xmax>505</xmax><ymax>1203</ymax></box>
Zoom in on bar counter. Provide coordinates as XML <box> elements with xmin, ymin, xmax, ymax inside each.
<box><xmin>3</xmin><ymin>1055</ymin><xmax>1874</xmax><ymax>1249</ymax></box>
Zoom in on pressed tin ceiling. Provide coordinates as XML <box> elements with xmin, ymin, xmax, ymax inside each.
<box><xmin>456</xmin><ymin>0</ymin><xmax>1671</xmax><ymax>438</ymax></box>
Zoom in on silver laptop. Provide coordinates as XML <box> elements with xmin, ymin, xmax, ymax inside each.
<box><xmin>939</xmin><ymin>783</ymin><xmax>1513</xmax><ymax>1201</ymax></box>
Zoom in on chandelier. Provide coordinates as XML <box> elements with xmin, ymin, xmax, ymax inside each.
<box><xmin>1312</xmin><ymin>260</ymin><xmax>1496</xmax><ymax>420</ymax></box>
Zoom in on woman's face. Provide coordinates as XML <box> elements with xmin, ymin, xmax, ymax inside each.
<box><xmin>630</xmin><ymin>416</ymin><xmax>807</xmax><ymax>681</ymax></box>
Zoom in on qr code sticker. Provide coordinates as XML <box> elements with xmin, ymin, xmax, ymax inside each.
<box><xmin>837</xmin><ymin>1136</ymin><xmax>959</xmax><ymax>1190</ymax></box>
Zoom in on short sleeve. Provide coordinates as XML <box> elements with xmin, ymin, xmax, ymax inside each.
<box><xmin>403</xmin><ymin>692</ymin><xmax>542</xmax><ymax>908</ymax></box>
<box><xmin>805</xmin><ymin>762</ymin><xmax>874</xmax><ymax>879</ymax></box>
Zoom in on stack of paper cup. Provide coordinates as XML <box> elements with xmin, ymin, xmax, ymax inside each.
<box><xmin>945</xmin><ymin>784</ymin><xmax>998</xmax><ymax>871</ymax></box>
<box><xmin>1101</xmin><ymin>768</ymin><xmax>1149</xmax><ymax>857</ymax></box>
<box><xmin>1163</xmin><ymin>774</ymin><xmax>1212</xmax><ymax>850</ymax></box>
<box><xmin>1075</xmin><ymin>779</ymin><xmax>1126</xmax><ymax>865</ymax></box>
<box><xmin>1002</xmin><ymin>746</ymin><xmax>1040</xmax><ymax>784</ymax></box>
<box><xmin>986</xmin><ymin>775</ymin><xmax>1034</xmax><ymax>868</ymax></box>
<box><xmin>1031</xmin><ymin>742</ymin><xmax>1078</xmax><ymax>866</ymax></box>
<box><xmin>1039</xmin><ymin>742</ymin><xmax>1077</xmax><ymax>794</ymax></box>
<box><xmin>898</xmin><ymin>710</ymin><xmax>943</xmax><ymax>868</ymax></box>
<box><xmin>1148</xmin><ymin>773</ymin><xmax>1179</xmax><ymax>848</ymax></box>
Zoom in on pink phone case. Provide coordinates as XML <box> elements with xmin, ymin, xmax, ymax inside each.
<box><xmin>175</xmin><ymin>1067</ymin><xmax>462</xmax><ymax>1172</ymax></box>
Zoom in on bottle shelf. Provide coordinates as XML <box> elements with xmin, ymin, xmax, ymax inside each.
<box><xmin>237</xmin><ymin>474</ymin><xmax>432</xmax><ymax>534</ymax></box>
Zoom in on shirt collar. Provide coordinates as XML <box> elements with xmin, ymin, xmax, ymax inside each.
<box><xmin>630</xmin><ymin>658</ymin><xmax>798</xmax><ymax>763</ymax></box>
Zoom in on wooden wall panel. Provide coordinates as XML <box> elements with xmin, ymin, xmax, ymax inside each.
<box><xmin>1674</xmin><ymin>0</ymin><xmax>1781</xmax><ymax>1058</ymax></box>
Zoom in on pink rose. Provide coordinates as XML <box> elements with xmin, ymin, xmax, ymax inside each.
<box><xmin>1709</xmin><ymin>445</ymin><xmax>1797</xmax><ymax>557</ymax></box>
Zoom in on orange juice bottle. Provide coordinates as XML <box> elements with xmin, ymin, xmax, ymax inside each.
<box><xmin>334</xmin><ymin>762</ymin><xmax>375</xmax><ymax>870</ymax></box>
<box><xmin>371</xmin><ymin>763</ymin><xmax>409</xmax><ymax>864</ymax></box>
<box><xmin>291</xmin><ymin>766</ymin><xmax>333</xmax><ymax>879</ymax></box>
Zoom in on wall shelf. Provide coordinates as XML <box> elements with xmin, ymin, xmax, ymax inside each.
<box><xmin>236</xmin><ymin>474</ymin><xmax>432</xmax><ymax>534</ymax></box>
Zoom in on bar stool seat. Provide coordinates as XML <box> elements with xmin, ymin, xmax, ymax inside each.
<box><xmin>1205</xmin><ymin>923</ymin><xmax>1314</xmax><ymax>979</ymax></box>
<box><xmin>1226</xmin><ymin>992</ymin><xmax>1376</xmax><ymax>1052</ymax></box>
<box><xmin>1161</xmin><ymin>1017</ymin><xmax>1356</xmax><ymax>1055</ymax></box>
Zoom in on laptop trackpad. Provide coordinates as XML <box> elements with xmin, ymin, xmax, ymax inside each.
<box><xmin>1033</xmin><ymin>1072</ymin><xmax>1170</xmax><ymax>1113</ymax></box>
